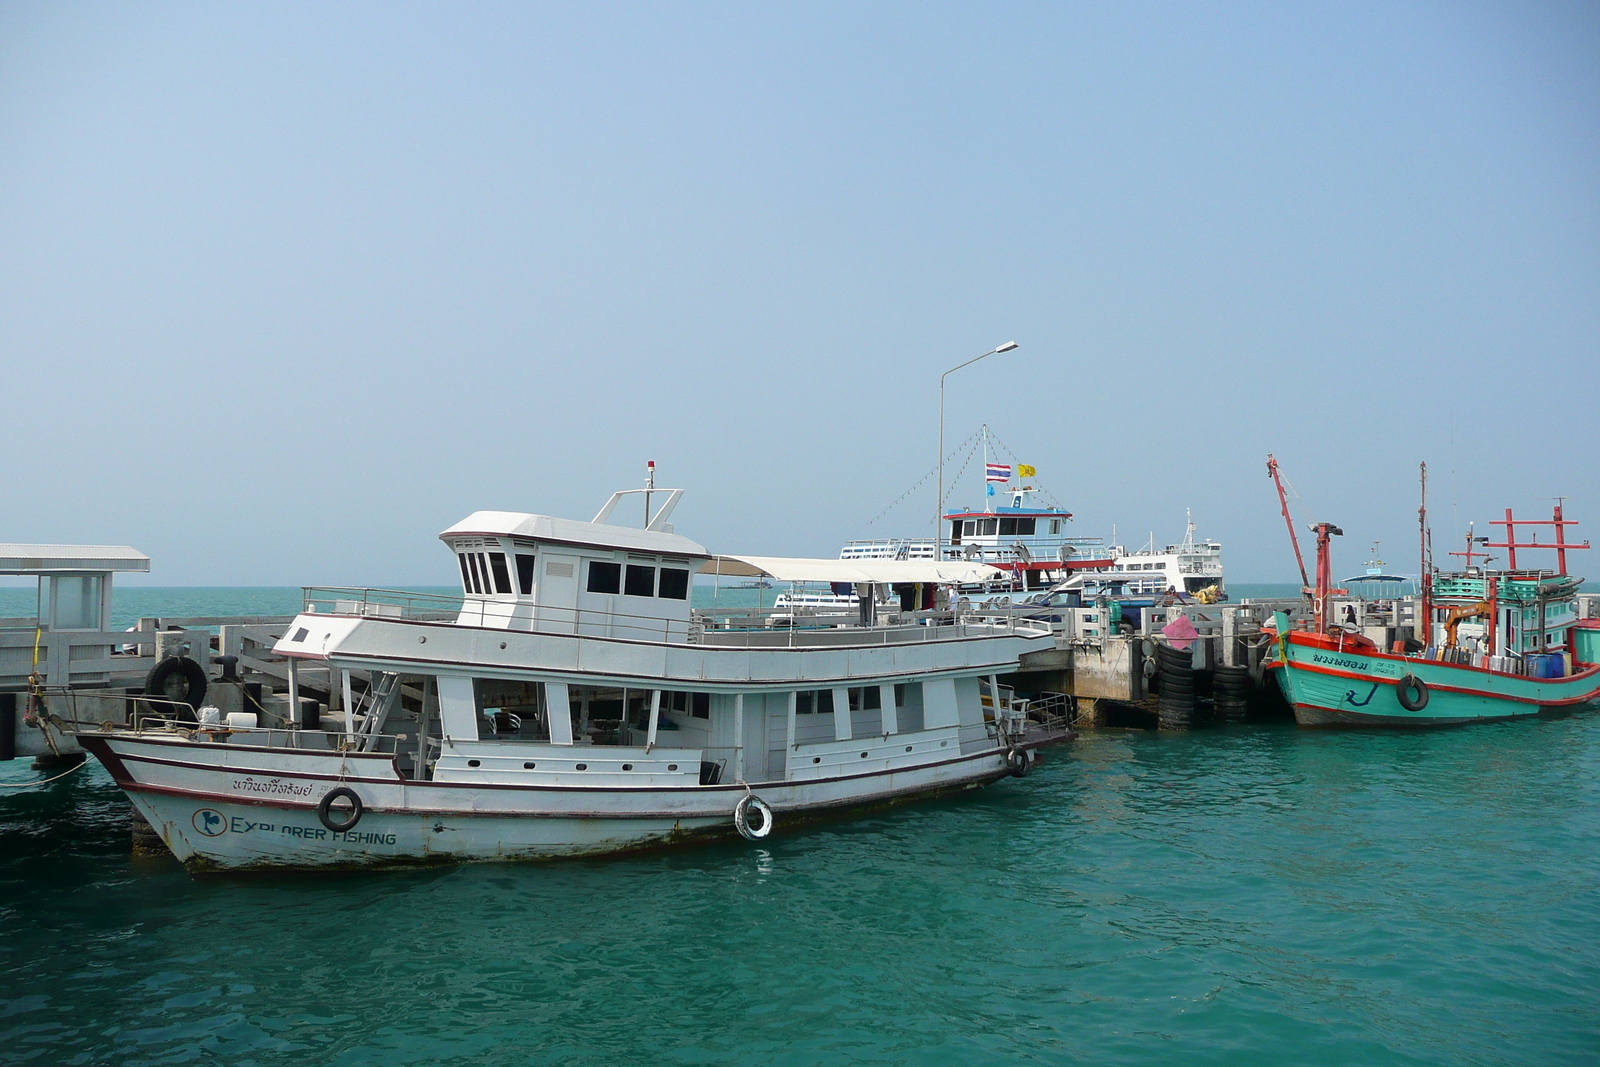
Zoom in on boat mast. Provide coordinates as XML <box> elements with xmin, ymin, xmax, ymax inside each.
<box><xmin>644</xmin><ymin>460</ymin><xmax>655</xmax><ymax>528</ymax></box>
<box><xmin>1312</xmin><ymin>521</ymin><xmax>1343</xmax><ymax>633</ymax></box>
<box><xmin>983</xmin><ymin>425</ymin><xmax>992</xmax><ymax>514</ymax></box>
<box><xmin>1419</xmin><ymin>462</ymin><xmax>1431</xmax><ymax>639</ymax></box>
<box><xmin>1266</xmin><ymin>454</ymin><xmax>1310</xmax><ymax>590</ymax></box>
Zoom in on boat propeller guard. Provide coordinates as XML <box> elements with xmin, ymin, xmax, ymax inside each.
<box><xmin>734</xmin><ymin>793</ymin><xmax>774</xmax><ymax>840</ymax></box>
<box><xmin>317</xmin><ymin>786</ymin><xmax>364</xmax><ymax>833</ymax></box>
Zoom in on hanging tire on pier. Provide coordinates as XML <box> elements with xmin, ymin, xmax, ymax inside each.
<box><xmin>1214</xmin><ymin>665</ymin><xmax>1252</xmax><ymax>723</ymax></box>
<box><xmin>734</xmin><ymin>794</ymin><xmax>774</xmax><ymax>840</ymax></box>
<box><xmin>1396</xmin><ymin>674</ymin><xmax>1430</xmax><ymax>712</ymax></box>
<box><xmin>143</xmin><ymin>657</ymin><xmax>207</xmax><ymax>721</ymax></box>
<box><xmin>1157</xmin><ymin>644</ymin><xmax>1195</xmax><ymax>729</ymax></box>
<box><xmin>1006</xmin><ymin>747</ymin><xmax>1031</xmax><ymax>777</ymax></box>
<box><xmin>317</xmin><ymin>787</ymin><xmax>364</xmax><ymax>833</ymax></box>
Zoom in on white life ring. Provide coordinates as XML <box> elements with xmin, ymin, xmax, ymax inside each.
<box><xmin>734</xmin><ymin>794</ymin><xmax>774</xmax><ymax>840</ymax></box>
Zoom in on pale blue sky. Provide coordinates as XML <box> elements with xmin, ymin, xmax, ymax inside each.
<box><xmin>3</xmin><ymin>2</ymin><xmax>1597</xmax><ymax>585</ymax></box>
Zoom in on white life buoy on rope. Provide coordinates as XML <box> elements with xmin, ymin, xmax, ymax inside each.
<box><xmin>734</xmin><ymin>794</ymin><xmax>774</xmax><ymax>840</ymax></box>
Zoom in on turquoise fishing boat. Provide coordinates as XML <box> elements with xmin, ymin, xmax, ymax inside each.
<box><xmin>1267</xmin><ymin>490</ymin><xmax>1600</xmax><ymax>726</ymax></box>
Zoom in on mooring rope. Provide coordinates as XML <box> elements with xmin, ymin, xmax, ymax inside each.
<box><xmin>0</xmin><ymin>759</ymin><xmax>89</xmax><ymax>788</ymax></box>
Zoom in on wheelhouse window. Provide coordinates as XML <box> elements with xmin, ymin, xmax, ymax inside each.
<box><xmin>657</xmin><ymin>568</ymin><xmax>689</xmax><ymax>600</ymax></box>
<box><xmin>466</xmin><ymin>553</ymin><xmax>485</xmax><ymax>593</ymax></box>
<box><xmin>458</xmin><ymin>554</ymin><xmax>475</xmax><ymax>593</ymax></box>
<box><xmin>624</xmin><ymin>564</ymin><xmax>656</xmax><ymax>597</ymax></box>
<box><xmin>587</xmin><ymin>561</ymin><xmax>622</xmax><ymax>594</ymax></box>
<box><xmin>488</xmin><ymin>552</ymin><xmax>513</xmax><ymax>594</ymax></box>
<box><xmin>516</xmin><ymin>554</ymin><xmax>536</xmax><ymax>595</ymax></box>
<box><xmin>1016</xmin><ymin>517</ymin><xmax>1036</xmax><ymax>536</ymax></box>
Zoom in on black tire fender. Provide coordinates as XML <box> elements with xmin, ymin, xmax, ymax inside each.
<box><xmin>734</xmin><ymin>794</ymin><xmax>773</xmax><ymax>840</ymax></box>
<box><xmin>318</xmin><ymin>786</ymin><xmax>364</xmax><ymax>833</ymax></box>
<box><xmin>143</xmin><ymin>657</ymin><xmax>207</xmax><ymax>719</ymax></box>
<box><xmin>1006</xmin><ymin>747</ymin><xmax>1031</xmax><ymax>778</ymax></box>
<box><xmin>1396</xmin><ymin>674</ymin><xmax>1429</xmax><ymax>712</ymax></box>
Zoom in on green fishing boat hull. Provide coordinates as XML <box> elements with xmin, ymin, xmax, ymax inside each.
<box><xmin>1272</xmin><ymin>640</ymin><xmax>1600</xmax><ymax>726</ymax></box>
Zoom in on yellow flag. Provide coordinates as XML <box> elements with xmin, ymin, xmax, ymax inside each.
<box><xmin>1017</xmin><ymin>464</ymin><xmax>1036</xmax><ymax>477</ymax></box>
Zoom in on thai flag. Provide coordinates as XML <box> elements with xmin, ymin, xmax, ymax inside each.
<box><xmin>985</xmin><ymin>463</ymin><xmax>1012</xmax><ymax>483</ymax></box>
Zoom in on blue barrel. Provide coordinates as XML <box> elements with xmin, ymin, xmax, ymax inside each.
<box><xmin>1527</xmin><ymin>653</ymin><xmax>1561</xmax><ymax>679</ymax></box>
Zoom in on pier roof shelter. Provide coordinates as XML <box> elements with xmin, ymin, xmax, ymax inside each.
<box><xmin>0</xmin><ymin>544</ymin><xmax>149</xmax><ymax>690</ymax></box>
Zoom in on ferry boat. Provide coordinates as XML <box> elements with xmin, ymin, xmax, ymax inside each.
<box><xmin>60</xmin><ymin>478</ymin><xmax>1065</xmax><ymax>869</ymax></box>
<box><xmin>1269</xmin><ymin>505</ymin><xmax>1600</xmax><ymax>726</ymax></box>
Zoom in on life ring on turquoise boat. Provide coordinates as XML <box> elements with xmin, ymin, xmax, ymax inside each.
<box><xmin>734</xmin><ymin>794</ymin><xmax>773</xmax><ymax>840</ymax></box>
<box><xmin>317</xmin><ymin>786</ymin><xmax>364</xmax><ymax>833</ymax></box>
<box><xmin>1396</xmin><ymin>674</ymin><xmax>1430</xmax><ymax>712</ymax></box>
<box><xmin>1006</xmin><ymin>747</ymin><xmax>1031</xmax><ymax>777</ymax></box>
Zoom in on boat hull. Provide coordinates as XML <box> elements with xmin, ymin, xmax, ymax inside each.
<box><xmin>1272</xmin><ymin>637</ymin><xmax>1600</xmax><ymax>727</ymax></box>
<box><xmin>80</xmin><ymin>734</ymin><xmax>1033</xmax><ymax>870</ymax></box>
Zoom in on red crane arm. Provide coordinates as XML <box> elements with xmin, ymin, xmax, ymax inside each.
<box><xmin>1267</xmin><ymin>453</ymin><xmax>1310</xmax><ymax>589</ymax></box>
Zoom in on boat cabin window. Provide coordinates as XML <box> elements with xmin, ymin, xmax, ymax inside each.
<box><xmin>1049</xmin><ymin>520</ymin><xmax>1061</xmax><ymax>534</ymax></box>
<box><xmin>997</xmin><ymin>517</ymin><xmax>1036</xmax><ymax>536</ymax></box>
<box><xmin>516</xmin><ymin>554</ymin><xmax>536</xmax><ymax>595</ymax></box>
<box><xmin>979</xmin><ymin>519</ymin><xmax>998</xmax><ymax>536</ymax></box>
<box><xmin>625</xmin><ymin>564</ymin><xmax>656</xmax><ymax>597</ymax></box>
<box><xmin>895</xmin><ymin>682</ymin><xmax>925</xmax><ymax>732</ymax></box>
<box><xmin>488</xmin><ymin>553</ymin><xmax>512</xmax><ymax>594</ymax></box>
<box><xmin>459</xmin><ymin>551</ymin><xmax>513</xmax><ymax>595</ymax></box>
<box><xmin>474</xmin><ymin>678</ymin><xmax>549</xmax><ymax>741</ymax></box>
<box><xmin>795</xmin><ymin>690</ymin><xmax>835</xmax><ymax>715</ymax></box>
<box><xmin>962</xmin><ymin>520</ymin><xmax>977</xmax><ymax>537</ymax></box>
<box><xmin>846</xmin><ymin>687</ymin><xmax>882</xmax><ymax>711</ymax></box>
<box><xmin>588</xmin><ymin>561</ymin><xmax>622</xmax><ymax>594</ymax></box>
<box><xmin>661</xmin><ymin>690</ymin><xmax>712</xmax><ymax>719</ymax></box>
<box><xmin>657</xmin><ymin>568</ymin><xmax>690</xmax><ymax>600</ymax></box>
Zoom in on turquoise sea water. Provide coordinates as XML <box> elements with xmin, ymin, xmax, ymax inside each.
<box><xmin>3</xmin><ymin>589</ymin><xmax>1598</xmax><ymax>1065</ymax></box>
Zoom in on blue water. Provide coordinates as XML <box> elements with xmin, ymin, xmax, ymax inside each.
<box><xmin>3</xmin><ymin>590</ymin><xmax>1598</xmax><ymax>1064</ymax></box>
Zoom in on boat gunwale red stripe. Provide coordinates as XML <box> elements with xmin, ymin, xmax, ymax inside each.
<box><xmin>1284</xmin><ymin>659</ymin><xmax>1600</xmax><ymax>706</ymax></box>
<box><xmin>1285</xmin><ymin>633</ymin><xmax>1600</xmax><ymax>683</ymax></box>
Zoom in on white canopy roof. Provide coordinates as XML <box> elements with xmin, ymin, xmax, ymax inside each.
<box><xmin>0</xmin><ymin>544</ymin><xmax>150</xmax><ymax>575</ymax></box>
<box><xmin>703</xmin><ymin>555</ymin><xmax>1003</xmax><ymax>585</ymax></box>
<box><xmin>440</xmin><ymin>512</ymin><xmax>709</xmax><ymax>558</ymax></box>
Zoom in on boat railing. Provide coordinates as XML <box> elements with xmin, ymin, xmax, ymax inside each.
<box><xmin>689</xmin><ymin>604</ymin><xmax>1051</xmax><ymax>647</ymax></box>
<box><xmin>302</xmin><ymin>586</ymin><xmax>465</xmax><ymax>621</ymax></box>
<box><xmin>300</xmin><ymin>587</ymin><xmax>698</xmax><ymax>643</ymax></box>
<box><xmin>43</xmin><ymin>688</ymin><xmax>414</xmax><ymax>754</ymax></box>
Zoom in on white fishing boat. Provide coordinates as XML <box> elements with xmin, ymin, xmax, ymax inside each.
<box><xmin>61</xmin><ymin>476</ymin><xmax>1065</xmax><ymax>870</ymax></box>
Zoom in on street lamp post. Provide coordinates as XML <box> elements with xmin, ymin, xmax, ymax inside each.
<box><xmin>938</xmin><ymin>342</ymin><xmax>1019</xmax><ymax>561</ymax></box>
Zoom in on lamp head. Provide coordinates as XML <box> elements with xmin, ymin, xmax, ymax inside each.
<box><xmin>995</xmin><ymin>341</ymin><xmax>1019</xmax><ymax>353</ymax></box>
